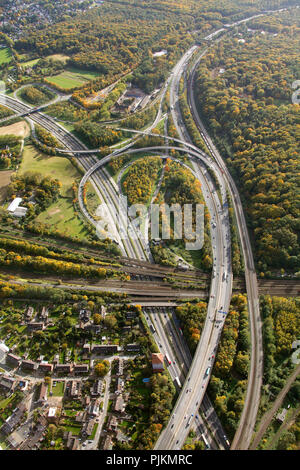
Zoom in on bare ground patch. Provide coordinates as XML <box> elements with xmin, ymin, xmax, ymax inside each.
<box><xmin>0</xmin><ymin>121</ymin><xmax>30</xmax><ymax>138</ymax></box>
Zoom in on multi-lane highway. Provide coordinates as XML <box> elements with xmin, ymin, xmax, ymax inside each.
<box><xmin>187</xmin><ymin>52</ymin><xmax>263</xmax><ymax>450</ymax></box>
<box><xmin>145</xmin><ymin>307</ymin><xmax>230</xmax><ymax>450</ymax></box>
<box><xmin>154</xmin><ymin>42</ymin><xmax>233</xmax><ymax>450</ymax></box>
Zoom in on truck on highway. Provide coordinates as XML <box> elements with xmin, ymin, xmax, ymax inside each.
<box><xmin>150</xmin><ymin>324</ymin><xmax>156</xmax><ymax>334</ymax></box>
<box><xmin>204</xmin><ymin>367</ymin><xmax>211</xmax><ymax>378</ymax></box>
<box><xmin>222</xmin><ymin>271</ymin><xmax>228</xmax><ymax>282</ymax></box>
<box><xmin>174</xmin><ymin>376</ymin><xmax>182</xmax><ymax>388</ymax></box>
<box><xmin>165</xmin><ymin>354</ymin><xmax>171</xmax><ymax>366</ymax></box>
<box><xmin>186</xmin><ymin>414</ymin><xmax>194</xmax><ymax>427</ymax></box>
<box><xmin>201</xmin><ymin>433</ymin><xmax>210</xmax><ymax>450</ymax></box>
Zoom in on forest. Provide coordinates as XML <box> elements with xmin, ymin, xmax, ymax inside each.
<box><xmin>9</xmin><ymin>0</ymin><xmax>297</xmax><ymax>99</ymax></box>
<box><xmin>122</xmin><ymin>157</ymin><xmax>163</xmax><ymax>206</ymax></box>
<box><xmin>194</xmin><ymin>12</ymin><xmax>300</xmax><ymax>275</ymax></box>
<box><xmin>19</xmin><ymin>85</ymin><xmax>55</xmax><ymax>106</ymax></box>
<box><xmin>260</xmin><ymin>295</ymin><xmax>300</xmax><ymax>398</ymax></box>
<box><xmin>0</xmin><ymin>133</ymin><xmax>22</xmax><ymax>169</ymax></box>
<box><xmin>208</xmin><ymin>294</ymin><xmax>250</xmax><ymax>438</ymax></box>
<box><xmin>151</xmin><ymin>160</ymin><xmax>213</xmax><ymax>271</ymax></box>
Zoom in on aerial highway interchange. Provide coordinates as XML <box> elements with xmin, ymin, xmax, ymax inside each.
<box><xmin>0</xmin><ymin>6</ymin><xmax>294</xmax><ymax>450</ymax></box>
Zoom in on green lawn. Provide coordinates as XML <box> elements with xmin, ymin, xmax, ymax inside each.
<box><xmin>51</xmin><ymin>381</ymin><xmax>65</xmax><ymax>397</ymax></box>
<box><xmin>64</xmin><ymin>425</ymin><xmax>81</xmax><ymax>436</ymax></box>
<box><xmin>36</xmin><ymin>197</ymin><xmax>89</xmax><ymax>240</ymax></box>
<box><xmin>19</xmin><ymin>145</ymin><xmax>80</xmax><ymax>197</ymax></box>
<box><xmin>19</xmin><ymin>144</ymin><xmax>90</xmax><ymax>239</ymax></box>
<box><xmin>0</xmin><ymin>47</ymin><xmax>12</xmax><ymax>65</ymax></box>
<box><xmin>21</xmin><ymin>58</ymin><xmax>40</xmax><ymax>68</ymax></box>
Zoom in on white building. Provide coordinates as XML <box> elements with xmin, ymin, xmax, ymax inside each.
<box><xmin>7</xmin><ymin>198</ymin><xmax>28</xmax><ymax>217</ymax></box>
<box><xmin>7</xmin><ymin>197</ymin><xmax>22</xmax><ymax>212</ymax></box>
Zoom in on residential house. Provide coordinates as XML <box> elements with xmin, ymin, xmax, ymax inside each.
<box><xmin>28</xmin><ymin>322</ymin><xmax>45</xmax><ymax>332</ymax></box>
<box><xmin>0</xmin><ymin>403</ymin><xmax>26</xmax><ymax>436</ymax></box>
<box><xmin>24</xmin><ymin>306</ymin><xmax>34</xmax><ymax>322</ymax></box>
<box><xmin>39</xmin><ymin>307</ymin><xmax>48</xmax><ymax>323</ymax></box>
<box><xmin>100</xmin><ymin>305</ymin><xmax>107</xmax><ymax>319</ymax></box>
<box><xmin>47</xmin><ymin>407</ymin><xmax>58</xmax><ymax>424</ymax></box>
<box><xmin>55</xmin><ymin>364</ymin><xmax>73</xmax><ymax>374</ymax></box>
<box><xmin>0</xmin><ymin>375</ymin><xmax>16</xmax><ymax>394</ymax></box>
<box><xmin>114</xmin><ymin>395</ymin><xmax>125</xmax><ymax>414</ymax></box>
<box><xmin>74</xmin><ymin>364</ymin><xmax>89</xmax><ymax>374</ymax></box>
<box><xmin>92</xmin><ymin>344</ymin><xmax>118</xmax><ymax>355</ymax></box>
<box><xmin>107</xmin><ymin>415</ymin><xmax>118</xmax><ymax>432</ymax></box>
<box><xmin>117</xmin><ymin>358</ymin><xmax>124</xmax><ymax>376</ymax></box>
<box><xmin>38</xmin><ymin>363</ymin><xmax>53</xmax><ymax>374</ymax></box>
<box><xmin>115</xmin><ymin>378</ymin><xmax>124</xmax><ymax>395</ymax></box>
<box><xmin>64</xmin><ymin>431</ymin><xmax>80</xmax><ymax>451</ymax></box>
<box><xmin>6</xmin><ymin>353</ymin><xmax>21</xmax><ymax>368</ymax></box>
<box><xmin>88</xmin><ymin>400</ymin><xmax>100</xmax><ymax>417</ymax></box>
<box><xmin>38</xmin><ymin>383</ymin><xmax>48</xmax><ymax>404</ymax></box>
<box><xmin>68</xmin><ymin>380</ymin><xmax>81</xmax><ymax>399</ymax></box>
<box><xmin>82</xmin><ymin>343</ymin><xmax>91</xmax><ymax>355</ymax></box>
<box><xmin>79</xmin><ymin>309</ymin><xmax>90</xmax><ymax>323</ymax></box>
<box><xmin>81</xmin><ymin>418</ymin><xmax>95</xmax><ymax>438</ymax></box>
<box><xmin>126</xmin><ymin>343</ymin><xmax>140</xmax><ymax>353</ymax></box>
<box><xmin>151</xmin><ymin>353</ymin><xmax>164</xmax><ymax>373</ymax></box>
<box><xmin>102</xmin><ymin>435</ymin><xmax>112</xmax><ymax>450</ymax></box>
<box><xmin>90</xmin><ymin>379</ymin><xmax>103</xmax><ymax>397</ymax></box>
<box><xmin>21</xmin><ymin>359</ymin><xmax>37</xmax><ymax>371</ymax></box>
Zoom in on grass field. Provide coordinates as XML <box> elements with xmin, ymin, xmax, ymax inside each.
<box><xmin>21</xmin><ymin>58</ymin><xmax>40</xmax><ymax>68</ymax></box>
<box><xmin>47</xmin><ymin>54</ymin><xmax>70</xmax><ymax>64</ymax></box>
<box><xmin>19</xmin><ymin>144</ymin><xmax>90</xmax><ymax>239</ymax></box>
<box><xmin>0</xmin><ymin>47</ymin><xmax>12</xmax><ymax>65</ymax></box>
<box><xmin>46</xmin><ymin>67</ymin><xmax>101</xmax><ymax>90</ymax></box>
<box><xmin>36</xmin><ymin>197</ymin><xmax>89</xmax><ymax>240</ymax></box>
<box><xmin>51</xmin><ymin>381</ymin><xmax>65</xmax><ymax>397</ymax></box>
<box><xmin>19</xmin><ymin>145</ymin><xmax>79</xmax><ymax>197</ymax></box>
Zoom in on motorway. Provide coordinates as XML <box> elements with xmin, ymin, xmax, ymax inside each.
<box><xmin>145</xmin><ymin>307</ymin><xmax>230</xmax><ymax>449</ymax></box>
<box><xmin>0</xmin><ymin>6</ymin><xmax>292</xmax><ymax>447</ymax></box>
<box><xmin>154</xmin><ymin>42</ymin><xmax>232</xmax><ymax>451</ymax></box>
<box><xmin>187</xmin><ymin>51</ymin><xmax>263</xmax><ymax>450</ymax></box>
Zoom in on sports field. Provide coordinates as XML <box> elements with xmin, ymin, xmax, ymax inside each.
<box><xmin>46</xmin><ymin>67</ymin><xmax>101</xmax><ymax>90</ymax></box>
